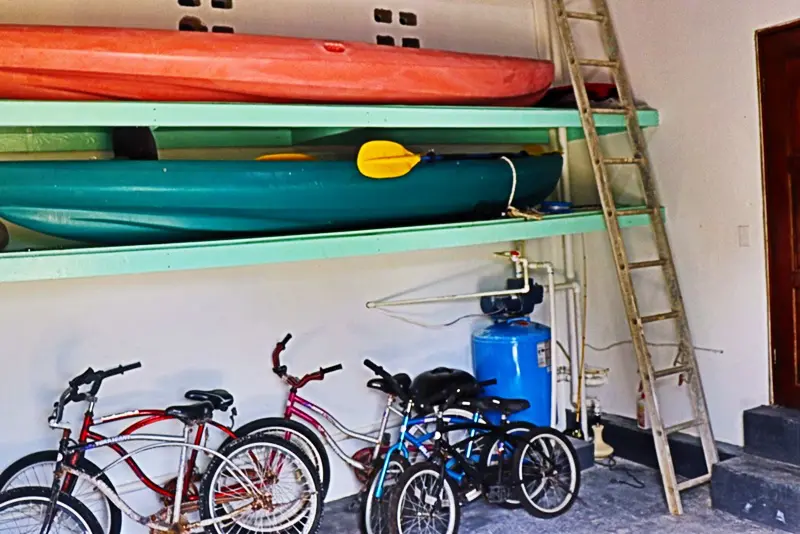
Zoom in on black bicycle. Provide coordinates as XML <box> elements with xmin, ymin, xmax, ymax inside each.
<box><xmin>385</xmin><ymin>378</ymin><xmax>581</xmax><ymax>534</ymax></box>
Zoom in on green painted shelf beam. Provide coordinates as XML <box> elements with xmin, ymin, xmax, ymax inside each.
<box><xmin>0</xmin><ymin>101</ymin><xmax>659</xmax><ymax>129</ymax></box>
<box><xmin>0</xmin><ymin>209</ymin><xmax>661</xmax><ymax>283</ymax></box>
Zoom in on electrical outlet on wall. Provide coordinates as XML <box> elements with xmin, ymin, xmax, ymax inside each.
<box><xmin>738</xmin><ymin>225</ymin><xmax>751</xmax><ymax>248</ymax></box>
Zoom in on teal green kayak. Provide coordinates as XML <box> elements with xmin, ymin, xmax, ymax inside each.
<box><xmin>0</xmin><ymin>154</ymin><xmax>562</xmax><ymax>246</ymax></box>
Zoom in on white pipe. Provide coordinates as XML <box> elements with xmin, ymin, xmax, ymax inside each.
<box><xmin>542</xmin><ymin>262</ymin><xmax>562</xmax><ymax>430</ymax></box>
<box><xmin>365</xmin><ymin>257</ymin><xmax>531</xmax><ymax>308</ymax></box>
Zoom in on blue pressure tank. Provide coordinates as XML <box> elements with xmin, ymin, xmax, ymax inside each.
<box><xmin>471</xmin><ymin>318</ymin><xmax>552</xmax><ymax>426</ymax></box>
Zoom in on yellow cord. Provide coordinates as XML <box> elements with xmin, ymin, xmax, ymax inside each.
<box><xmin>576</xmin><ymin>234</ymin><xmax>589</xmax><ymax>424</ymax></box>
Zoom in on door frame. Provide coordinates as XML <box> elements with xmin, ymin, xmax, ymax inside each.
<box><xmin>757</xmin><ymin>18</ymin><xmax>800</xmax><ymax>407</ymax></box>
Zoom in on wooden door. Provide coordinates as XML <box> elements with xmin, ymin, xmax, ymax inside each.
<box><xmin>760</xmin><ymin>21</ymin><xmax>800</xmax><ymax>409</ymax></box>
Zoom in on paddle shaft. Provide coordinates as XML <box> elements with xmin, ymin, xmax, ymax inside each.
<box><xmin>419</xmin><ymin>151</ymin><xmax>528</xmax><ymax>163</ymax></box>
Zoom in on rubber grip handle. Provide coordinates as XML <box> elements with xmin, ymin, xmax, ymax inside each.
<box><xmin>321</xmin><ymin>364</ymin><xmax>343</xmax><ymax>375</ymax></box>
<box><xmin>363</xmin><ymin>359</ymin><xmax>390</xmax><ymax>379</ymax></box>
<box><xmin>69</xmin><ymin>367</ymin><xmax>96</xmax><ymax>388</ymax></box>
<box><xmin>281</xmin><ymin>333</ymin><xmax>292</xmax><ymax>345</ymax></box>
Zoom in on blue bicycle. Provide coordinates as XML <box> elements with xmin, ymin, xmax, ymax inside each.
<box><xmin>358</xmin><ymin>360</ymin><xmax>571</xmax><ymax>534</ymax></box>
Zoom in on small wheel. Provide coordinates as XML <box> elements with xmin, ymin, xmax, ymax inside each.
<box><xmin>512</xmin><ymin>427</ymin><xmax>580</xmax><ymax>518</ymax></box>
<box><xmin>358</xmin><ymin>452</ymin><xmax>409</xmax><ymax>534</ymax></box>
<box><xmin>388</xmin><ymin>462</ymin><xmax>460</xmax><ymax>534</ymax></box>
<box><xmin>227</xmin><ymin>417</ymin><xmax>331</xmax><ymax>499</ymax></box>
<box><xmin>0</xmin><ymin>486</ymin><xmax>104</xmax><ymax>534</ymax></box>
<box><xmin>0</xmin><ymin>450</ymin><xmax>121</xmax><ymax>534</ymax></box>
<box><xmin>478</xmin><ymin>421</ymin><xmax>538</xmax><ymax>509</ymax></box>
<box><xmin>199</xmin><ymin>433</ymin><xmax>323</xmax><ymax>534</ymax></box>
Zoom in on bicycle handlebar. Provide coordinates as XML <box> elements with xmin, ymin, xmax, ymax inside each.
<box><xmin>271</xmin><ymin>333</ymin><xmax>343</xmax><ymax>388</ymax></box>
<box><xmin>271</xmin><ymin>333</ymin><xmax>293</xmax><ymax>375</ymax></box>
<box><xmin>50</xmin><ymin>362</ymin><xmax>142</xmax><ymax>426</ymax></box>
<box><xmin>363</xmin><ymin>359</ymin><xmax>408</xmax><ymax>402</ymax></box>
<box><xmin>321</xmin><ymin>364</ymin><xmax>343</xmax><ymax>375</ymax></box>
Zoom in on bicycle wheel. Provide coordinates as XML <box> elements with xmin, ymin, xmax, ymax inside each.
<box><xmin>512</xmin><ymin>427</ymin><xmax>580</xmax><ymax>518</ymax></box>
<box><xmin>226</xmin><ymin>417</ymin><xmax>331</xmax><ymax>499</ymax></box>
<box><xmin>358</xmin><ymin>452</ymin><xmax>409</xmax><ymax>534</ymax></box>
<box><xmin>388</xmin><ymin>462</ymin><xmax>460</xmax><ymax>534</ymax></box>
<box><xmin>407</xmin><ymin>408</ymin><xmax>485</xmax><ymax>463</ymax></box>
<box><xmin>0</xmin><ymin>450</ymin><xmax>121</xmax><ymax>534</ymax></box>
<box><xmin>0</xmin><ymin>486</ymin><xmax>103</xmax><ymax>534</ymax></box>
<box><xmin>478</xmin><ymin>421</ymin><xmax>537</xmax><ymax>509</ymax></box>
<box><xmin>199</xmin><ymin>434</ymin><xmax>323</xmax><ymax>534</ymax></box>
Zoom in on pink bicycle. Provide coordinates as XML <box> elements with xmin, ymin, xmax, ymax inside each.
<box><xmin>221</xmin><ymin>334</ymin><xmax>405</xmax><ymax>498</ymax></box>
<box><xmin>224</xmin><ymin>334</ymin><xmax>484</xmax><ymax>500</ymax></box>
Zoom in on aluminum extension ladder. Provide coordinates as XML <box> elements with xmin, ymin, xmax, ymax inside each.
<box><xmin>550</xmin><ymin>0</ymin><xmax>719</xmax><ymax>515</ymax></box>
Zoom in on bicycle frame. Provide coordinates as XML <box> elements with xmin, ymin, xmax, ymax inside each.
<box><xmin>284</xmin><ymin>388</ymin><xmax>399</xmax><ymax>471</ymax></box>
<box><xmin>371</xmin><ymin>410</ymin><xmax>520</xmax><ymax>500</ymax></box>
<box><xmin>42</xmin><ymin>426</ymin><xmax>274</xmax><ymax>534</ymax></box>
<box><xmin>62</xmin><ymin>399</ymin><xmax>236</xmax><ymax>502</ymax></box>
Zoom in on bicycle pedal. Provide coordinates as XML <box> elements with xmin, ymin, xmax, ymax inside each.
<box><xmin>464</xmin><ymin>488</ymin><xmax>482</xmax><ymax>502</ymax></box>
<box><xmin>486</xmin><ymin>485</ymin><xmax>511</xmax><ymax>504</ymax></box>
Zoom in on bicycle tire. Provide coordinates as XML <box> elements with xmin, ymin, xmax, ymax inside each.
<box><xmin>199</xmin><ymin>433</ymin><xmax>323</xmax><ymax>534</ymax></box>
<box><xmin>512</xmin><ymin>427</ymin><xmax>580</xmax><ymax>518</ymax></box>
<box><xmin>0</xmin><ymin>450</ymin><xmax>121</xmax><ymax>534</ymax></box>
<box><xmin>388</xmin><ymin>462</ymin><xmax>460</xmax><ymax>534</ymax></box>
<box><xmin>0</xmin><ymin>486</ymin><xmax>104</xmax><ymax>534</ymax></box>
<box><xmin>358</xmin><ymin>452</ymin><xmax>409</xmax><ymax>534</ymax></box>
<box><xmin>477</xmin><ymin>421</ymin><xmax>538</xmax><ymax>509</ymax></box>
<box><xmin>224</xmin><ymin>417</ymin><xmax>331</xmax><ymax>499</ymax></box>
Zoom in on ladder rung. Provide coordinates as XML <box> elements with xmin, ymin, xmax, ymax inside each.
<box><xmin>629</xmin><ymin>259</ymin><xmax>666</xmax><ymax>270</ymax></box>
<box><xmin>640</xmin><ymin>311</ymin><xmax>680</xmax><ymax>324</ymax></box>
<box><xmin>617</xmin><ymin>207</ymin><xmax>657</xmax><ymax>216</ymax></box>
<box><xmin>591</xmin><ymin>107</ymin><xmax>629</xmax><ymax>115</ymax></box>
<box><xmin>653</xmin><ymin>364</ymin><xmax>691</xmax><ymax>379</ymax></box>
<box><xmin>578</xmin><ymin>58</ymin><xmax>619</xmax><ymax>68</ymax></box>
<box><xmin>566</xmin><ymin>11</ymin><xmax>605</xmax><ymax>21</ymax></box>
<box><xmin>677</xmin><ymin>474</ymin><xmax>712</xmax><ymax>492</ymax></box>
<box><xmin>603</xmin><ymin>157</ymin><xmax>644</xmax><ymax>165</ymax></box>
<box><xmin>665</xmin><ymin>419</ymin><xmax>700</xmax><ymax>435</ymax></box>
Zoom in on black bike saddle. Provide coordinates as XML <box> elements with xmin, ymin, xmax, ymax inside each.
<box><xmin>411</xmin><ymin>367</ymin><xmax>479</xmax><ymax>408</ymax></box>
<box><xmin>367</xmin><ymin>373</ymin><xmax>412</xmax><ymax>398</ymax></box>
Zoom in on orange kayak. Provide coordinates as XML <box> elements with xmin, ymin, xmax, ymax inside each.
<box><xmin>0</xmin><ymin>25</ymin><xmax>554</xmax><ymax>106</ymax></box>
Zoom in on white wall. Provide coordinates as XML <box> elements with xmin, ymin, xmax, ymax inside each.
<box><xmin>0</xmin><ymin>1</ymin><xmax>784</xmax><ymax>526</ymax></box>
<box><xmin>0</xmin><ymin>0</ymin><xmax>558</xmax><ymax>525</ymax></box>
<box><xmin>579</xmin><ymin>0</ymin><xmax>800</xmax><ymax>447</ymax></box>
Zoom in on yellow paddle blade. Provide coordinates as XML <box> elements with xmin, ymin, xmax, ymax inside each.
<box><xmin>357</xmin><ymin>140</ymin><xmax>422</xmax><ymax>179</ymax></box>
<box><xmin>256</xmin><ymin>153</ymin><xmax>315</xmax><ymax>161</ymax></box>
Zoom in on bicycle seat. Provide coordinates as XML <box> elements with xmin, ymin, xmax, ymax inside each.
<box><xmin>184</xmin><ymin>389</ymin><xmax>234</xmax><ymax>411</ymax></box>
<box><xmin>367</xmin><ymin>373</ymin><xmax>411</xmax><ymax>398</ymax></box>
<box><xmin>166</xmin><ymin>401</ymin><xmax>215</xmax><ymax>424</ymax></box>
<box><xmin>411</xmin><ymin>367</ymin><xmax>478</xmax><ymax>407</ymax></box>
<box><xmin>458</xmin><ymin>396</ymin><xmax>530</xmax><ymax>416</ymax></box>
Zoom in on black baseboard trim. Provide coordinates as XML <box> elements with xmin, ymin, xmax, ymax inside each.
<box><xmin>599</xmin><ymin>414</ymin><xmax>742</xmax><ymax>478</ymax></box>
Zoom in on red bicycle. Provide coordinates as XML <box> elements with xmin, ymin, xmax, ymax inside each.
<box><xmin>0</xmin><ymin>366</ymin><xmax>243</xmax><ymax>534</ymax></box>
<box><xmin>0</xmin><ymin>363</ymin><xmax>324</xmax><ymax>534</ymax></box>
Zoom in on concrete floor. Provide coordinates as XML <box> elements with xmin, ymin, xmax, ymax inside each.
<box><xmin>320</xmin><ymin>459</ymin><xmax>781</xmax><ymax>534</ymax></box>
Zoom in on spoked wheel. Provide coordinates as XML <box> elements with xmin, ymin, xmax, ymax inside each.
<box><xmin>0</xmin><ymin>486</ymin><xmax>103</xmax><ymax>534</ymax></box>
<box><xmin>478</xmin><ymin>422</ymin><xmax>537</xmax><ymax>509</ymax></box>
<box><xmin>388</xmin><ymin>462</ymin><xmax>460</xmax><ymax>534</ymax></box>
<box><xmin>226</xmin><ymin>418</ymin><xmax>331</xmax><ymax>499</ymax></box>
<box><xmin>512</xmin><ymin>427</ymin><xmax>580</xmax><ymax>518</ymax></box>
<box><xmin>200</xmin><ymin>434</ymin><xmax>323</xmax><ymax>534</ymax></box>
<box><xmin>359</xmin><ymin>453</ymin><xmax>409</xmax><ymax>534</ymax></box>
<box><xmin>0</xmin><ymin>451</ymin><xmax>121</xmax><ymax>534</ymax></box>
